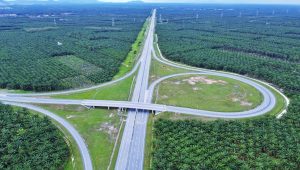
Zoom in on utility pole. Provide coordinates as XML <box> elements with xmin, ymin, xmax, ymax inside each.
<box><xmin>159</xmin><ymin>14</ymin><xmax>162</xmax><ymax>23</ymax></box>
<box><xmin>54</xmin><ymin>18</ymin><xmax>57</xmax><ymax>26</ymax></box>
<box><xmin>112</xmin><ymin>18</ymin><xmax>115</xmax><ymax>27</ymax></box>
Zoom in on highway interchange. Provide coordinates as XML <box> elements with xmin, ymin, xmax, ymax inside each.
<box><xmin>0</xmin><ymin>9</ymin><xmax>287</xmax><ymax>170</ymax></box>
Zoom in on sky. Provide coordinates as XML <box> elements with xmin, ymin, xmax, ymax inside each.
<box><xmin>1</xmin><ymin>0</ymin><xmax>300</xmax><ymax>5</ymax></box>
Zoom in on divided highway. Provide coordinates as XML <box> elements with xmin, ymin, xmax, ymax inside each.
<box><xmin>0</xmin><ymin>8</ymin><xmax>284</xmax><ymax>170</ymax></box>
<box><xmin>116</xmin><ymin>9</ymin><xmax>156</xmax><ymax>170</ymax></box>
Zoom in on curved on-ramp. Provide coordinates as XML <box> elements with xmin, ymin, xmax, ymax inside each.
<box><xmin>2</xmin><ymin>102</ymin><xmax>93</xmax><ymax>170</ymax></box>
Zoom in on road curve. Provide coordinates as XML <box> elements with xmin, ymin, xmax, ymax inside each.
<box><xmin>2</xmin><ymin>102</ymin><xmax>93</xmax><ymax>170</ymax></box>
<box><xmin>147</xmin><ymin>72</ymin><xmax>276</xmax><ymax>118</ymax></box>
<box><xmin>0</xmin><ymin>90</ymin><xmax>275</xmax><ymax>118</ymax></box>
<box><xmin>153</xmin><ymin>42</ymin><xmax>289</xmax><ymax>117</ymax></box>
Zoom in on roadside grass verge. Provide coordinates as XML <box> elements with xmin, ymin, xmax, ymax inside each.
<box><xmin>113</xmin><ymin>19</ymin><xmax>149</xmax><ymax>79</ymax></box>
<box><xmin>54</xmin><ymin>121</ymin><xmax>83</xmax><ymax>170</ymax></box>
<box><xmin>144</xmin><ymin>113</ymin><xmax>154</xmax><ymax>170</ymax></box>
<box><xmin>109</xmin><ymin>118</ymin><xmax>126</xmax><ymax>170</ymax></box>
<box><xmin>244</xmin><ymin>81</ymin><xmax>286</xmax><ymax>119</ymax></box>
<box><xmin>39</xmin><ymin>104</ymin><xmax>123</xmax><ymax>170</ymax></box>
<box><xmin>149</xmin><ymin>56</ymin><xmax>188</xmax><ymax>83</ymax></box>
<box><xmin>52</xmin><ymin>75</ymin><xmax>135</xmax><ymax>101</ymax></box>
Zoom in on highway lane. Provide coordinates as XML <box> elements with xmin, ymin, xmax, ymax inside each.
<box><xmin>126</xmin><ymin>9</ymin><xmax>156</xmax><ymax>170</ymax></box>
<box><xmin>2</xmin><ymin>102</ymin><xmax>93</xmax><ymax>170</ymax></box>
<box><xmin>115</xmin><ymin>9</ymin><xmax>156</xmax><ymax>170</ymax></box>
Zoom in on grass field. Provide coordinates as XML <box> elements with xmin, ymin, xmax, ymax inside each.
<box><xmin>149</xmin><ymin>57</ymin><xmax>188</xmax><ymax>83</ymax></box>
<box><xmin>153</xmin><ymin>75</ymin><xmax>263</xmax><ymax>112</ymax></box>
<box><xmin>53</xmin><ymin>74</ymin><xmax>135</xmax><ymax>101</ymax></box>
<box><xmin>39</xmin><ymin>105</ymin><xmax>123</xmax><ymax>170</ymax></box>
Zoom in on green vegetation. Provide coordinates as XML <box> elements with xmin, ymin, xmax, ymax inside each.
<box><xmin>0</xmin><ymin>104</ymin><xmax>69</xmax><ymax>169</ymax></box>
<box><xmin>151</xmin><ymin>5</ymin><xmax>300</xmax><ymax>169</ymax></box>
<box><xmin>156</xmin><ymin>112</ymin><xmax>217</xmax><ymax>122</ymax></box>
<box><xmin>114</xmin><ymin>19</ymin><xmax>149</xmax><ymax>79</ymax></box>
<box><xmin>157</xmin><ymin>6</ymin><xmax>299</xmax><ymax>94</ymax></box>
<box><xmin>40</xmin><ymin>105</ymin><xmax>122</xmax><ymax>169</ymax></box>
<box><xmin>255</xmin><ymin>80</ymin><xmax>286</xmax><ymax>117</ymax></box>
<box><xmin>144</xmin><ymin>114</ymin><xmax>154</xmax><ymax>170</ymax></box>
<box><xmin>150</xmin><ymin>57</ymin><xmax>188</xmax><ymax>83</ymax></box>
<box><xmin>54</xmin><ymin>74</ymin><xmax>135</xmax><ymax>100</ymax></box>
<box><xmin>153</xmin><ymin>117</ymin><xmax>300</xmax><ymax>169</ymax></box>
<box><xmin>0</xmin><ymin>5</ymin><xmax>150</xmax><ymax>91</ymax></box>
<box><xmin>154</xmin><ymin>75</ymin><xmax>262</xmax><ymax>112</ymax></box>
<box><xmin>109</xmin><ymin>120</ymin><xmax>125</xmax><ymax>170</ymax></box>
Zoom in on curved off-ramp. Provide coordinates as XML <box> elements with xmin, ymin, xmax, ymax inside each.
<box><xmin>2</xmin><ymin>102</ymin><xmax>93</xmax><ymax>170</ymax></box>
<box><xmin>153</xmin><ymin>42</ymin><xmax>289</xmax><ymax>118</ymax></box>
<box><xmin>147</xmin><ymin>72</ymin><xmax>276</xmax><ymax>118</ymax></box>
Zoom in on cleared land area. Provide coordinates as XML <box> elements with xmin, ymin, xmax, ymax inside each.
<box><xmin>0</xmin><ymin>5</ymin><xmax>150</xmax><ymax>91</ymax></box>
<box><xmin>154</xmin><ymin>75</ymin><xmax>262</xmax><ymax>112</ymax></box>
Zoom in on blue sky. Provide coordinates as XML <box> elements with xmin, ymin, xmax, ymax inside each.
<box><xmin>2</xmin><ymin>0</ymin><xmax>300</xmax><ymax>4</ymax></box>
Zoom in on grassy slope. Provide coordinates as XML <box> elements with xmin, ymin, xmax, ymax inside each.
<box><xmin>40</xmin><ymin>105</ymin><xmax>122</xmax><ymax>170</ymax></box>
<box><xmin>149</xmin><ymin>57</ymin><xmax>188</xmax><ymax>83</ymax></box>
<box><xmin>53</xmin><ymin>75</ymin><xmax>135</xmax><ymax>101</ymax></box>
<box><xmin>109</xmin><ymin>119</ymin><xmax>125</xmax><ymax>170</ymax></box>
<box><xmin>114</xmin><ymin>19</ymin><xmax>149</xmax><ymax>79</ymax></box>
<box><xmin>144</xmin><ymin>114</ymin><xmax>154</xmax><ymax>170</ymax></box>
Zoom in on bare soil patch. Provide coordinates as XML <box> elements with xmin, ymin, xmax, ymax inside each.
<box><xmin>183</xmin><ymin>76</ymin><xmax>228</xmax><ymax>85</ymax></box>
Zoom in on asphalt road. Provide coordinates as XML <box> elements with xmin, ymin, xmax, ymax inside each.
<box><xmin>0</xmin><ymin>82</ymin><xmax>275</xmax><ymax>118</ymax></box>
<box><xmin>116</xmin><ymin>9</ymin><xmax>156</xmax><ymax>170</ymax></box>
<box><xmin>0</xmin><ymin>8</ymin><xmax>283</xmax><ymax>170</ymax></box>
<box><xmin>2</xmin><ymin>102</ymin><xmax>93</xmax><ymax>170</ymax></box>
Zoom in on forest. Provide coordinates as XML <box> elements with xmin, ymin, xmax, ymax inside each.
<box><xmin>0</xmin><ymin>104</ymin><xmax>69</xmax><ymax>169</ymax></box>
<box><xmin>153</xmin><ymin>5</ymin><xmax>300</xmax><ymax>169</ymax></box>
<box><xmin>0</xmin><ymin>5</ymin><xmax>151</xmax><ymax>91</ymax></box>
